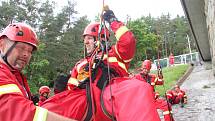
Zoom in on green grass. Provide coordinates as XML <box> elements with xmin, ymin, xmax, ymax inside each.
<box><xmin>152</xmin><ymin>64</ymin><xmax>189</xmax><ymax>96</ymax></box>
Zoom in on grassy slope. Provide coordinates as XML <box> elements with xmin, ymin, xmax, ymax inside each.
<box><xmin>152</xmin><ymin>64</ymin><xmax>189</xmax><ymax>96</ymax></box>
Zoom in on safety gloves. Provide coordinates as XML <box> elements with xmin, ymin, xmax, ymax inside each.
<box><xmin>102</xmin><ymin>5</ymin><xmax>118</xmax><ymax>24</ymax></box>
<box><xmin>31</xmin><ymin>94</ymin><xmax>39</xmax><ymax>105</ymax></box>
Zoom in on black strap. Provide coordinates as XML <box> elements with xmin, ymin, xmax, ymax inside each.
<box><xmin>100</xmin><ymin>78</ymin><xmax>116</xmax><ymax>120</ymax></box>
<box><xmin>2</xmin><ymin>42</ymin><xmax>17</xmax><ymax>69</ymax></box>
<box><xmin>98</xmin><ymin>61</ymin><xmax>117</xmax><ymax>120</ymax></box>
<box><xmin>145</xmin><ymin>75</ymin><xmax>156</xmax><ymax>92</ymax></box>
<box><xmin>146</xmin><ymin>75</ymin><xmax>151</xmax><ymax>84</ymax></box>
<box><xmin>82</xmin><ymin>61</ymin><xmax>118</xmax><ymax>120</ymax></box>
<box><xmin>96</xmin><ymin>62</ymin><xmax>118</xmax><ymax>90</ymax></box>
<box><xmin>84</xmin><ymin>82</ymin><xmax>94</xmax><ymax>121</ymax></box>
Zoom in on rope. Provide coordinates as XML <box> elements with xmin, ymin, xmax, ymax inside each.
<box><xmin>99</xmin><ymin>2</ymin><xmax>116</xmax><ymax>120</ymax></box>
<box><xmin>157</xmin><ymin>35</ymin><xmax>174</xmax><ymax>121</ymax></box>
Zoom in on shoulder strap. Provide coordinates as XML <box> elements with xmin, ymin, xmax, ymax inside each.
<box><xmin>146</xmin><ymin>75</ymin><xmax>151</xmax><ymax>84</ymax></box>
<box><xmin>83</xmin><ymin>82</ymin><xmax>94</xmax><ymax>121</ymax></box>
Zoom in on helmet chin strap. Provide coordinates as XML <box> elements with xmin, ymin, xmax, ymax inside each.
<box><xmin>1</xmin><ymin>42</ymin><xmax>17</xmax><ymax>70</ymax></box>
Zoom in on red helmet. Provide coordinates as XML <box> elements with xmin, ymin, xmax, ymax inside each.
<box><xmin>83</xmin><ymin>22</ymin><xmax>110</xmax><ymax>40</ymax></box>
<box><xmin>0</xmin><ymin>23</ymin><xmax>39</xmax><ymax>49</ymax></box>
<box><xmin>39</xmin><ymin>86</ymin><xmax>51</xmax><ymax>95</ymax></box>
<box><xmin>142</xmin><ymin>60</ymin><xmax>152</xmax><ymax>71</ymax></box>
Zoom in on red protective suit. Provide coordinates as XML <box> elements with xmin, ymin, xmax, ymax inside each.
<box><xmin>42</xmin><ymin>78</ymin><xmax>160</xmax><ymax>121</ymax></box>
<box><xmin>166</xmin><ymin>90</ymin><xmax>187</xmax><ymax>105</ymax></box>
<box><xmin>38</xmin><ymin>96</ymin><xmax>48</xmax><ymax>106</ymax></box>
<box><xmin>134</xmin><ymin>73</ymin><xmax>164</xmax><ymax>91</ymax></box>
<box><xmin>169</xmin><ymin>54</ymin><xmax>175</xmax><ymax>66</ymax></box>
<box><xmin>0</xmin><ymin>62</ymin><xmax>48</xmax><ymax>121</ymax></box>
<box><xmin>155</xmin><ymin>98</ymin><xmax>174</xmax><ymax>121</ymax></box>
<box><xmin>41</xmin><ymin>21</ymin><xmax>160</xmax><ymax>121</ymax></box>
<box><xmin>135</xmin><ymin>73</ymin><xmax>173</xmax><ymax>121</ymax></box>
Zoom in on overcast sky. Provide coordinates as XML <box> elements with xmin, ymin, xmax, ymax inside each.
<box><xmin>55</xmin><ymin>0</ymin><xmax>185</xmax><ymax>21</ymax></box>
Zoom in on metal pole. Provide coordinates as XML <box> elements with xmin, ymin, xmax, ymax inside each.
<box><xmin>186</xmin><ymin>34</ymin><xmax>192</xmax><ymax>62</ymax></box>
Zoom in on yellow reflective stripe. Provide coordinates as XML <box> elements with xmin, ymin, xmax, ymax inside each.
<box><xmin>163</xmin><ymin>111</ymin><xmax>172</xmax><ymax>115</ymax></box>
<box><xmin>123</xmin><ymin>58</ymin><xmax>133</xmax><ymax>63</ymax></box>
<box><xmin>33</xmin><ymin>106</ymin><xmax>48</xmax><ymax>121</ymax></box>
<box><xmin>68</xmin><ymin>77</ymin><xmax>79</xmax><ymax>86</ymax></box>
<box><xmin>103</xmin><ymin>55</ymin><xmax>128</xmax><ymax>72</ymax></box>
<box><xmin>114</xmin><ymin>45</ymin><xmax>133</xmax><ymax>63</ymax></box>
<box><xmin>151</xmin><ymin>82</ymin><xmax>155</xmax><ymax>85</ymax></box>
<box><xmin>0</xmin><ymin>84</ymin><xmax>22</xmax><ymax>95</ymax></box>
<box><xmin>114</xmin><ymin>45</ymin><xmax>122</xmax><ymax>60</ymax></box>
<box><xmin>154</xmin><ymin>78</ymin><xmax>158</xmax><ymax>83</ymax></box>
<box><xmin>166</xmin><ymin>94</ymin><xmax>172</xmax><ymax>97</ymax></box>
<box><xmin>115</xmin><ymin>26</ymin><xmax>129</xmax><ymax>40</ymax></box>
<box><xmin>67</xmin><ymin>86</ymin><xmax>71</xmax><ymax>90</ymax></box>
<box><xmin>103</xmin><ymin>54</ymin><xmax>107</xmax><ymax>59</ymax></box>
<box><xmin>178</xmin><ymin>92</ymin><xmax>183</xmax><ymax>96</ymax></box>
<box><xmin>118</xmin><ymin>62</ymin><xmax>128</xmax><ymax>72</ymax></box>
<box><xmin>108</xmin><ymin>57</ymin><xmax>128</xmax><ymax>72</ymax></box>
<box><xmin>102</xmin><ymin>26</ymin><xmax>132</xmax><ymax>64</ymax></box>
<box><xmin>157</xmin><ymin>78</ymin><xmax>163</xmax><ymax>82</ymax></box>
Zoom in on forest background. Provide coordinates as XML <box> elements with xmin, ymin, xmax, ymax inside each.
<box><xmin>0</xmin><ymin>0</ymin><xmax>195</xmax><ymax>93</ymax></box>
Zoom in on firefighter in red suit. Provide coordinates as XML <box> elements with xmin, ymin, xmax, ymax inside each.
<box><xmin>169</xmin><ymin>53</ymin><xmax>175</xmax><ymax>66</ymax></box>
<box><xmin>134</xmin><ymin>60</ymin><xmax>174</xmax><ymax>120</ymax></box>
<box><xmin>42</xmin><ymin>6</ymin><xmax>160</xmax><ymax>121</ymax></box>
<box><xmin>0</xmin><ymin>23</ymin><xmax>76</xmax><ymax>121</ymax></box>
<box><xmin>135</xmin><ymin>60</ymin><xmax>174</xmax><ymax>121</ymax></box>
<box><xmin>38</xmin><ymin>86</ymin><xmax>51</xmax><ymax>106</ymax></box>
<box><xmin>166</xmin><ymin>85</ymin><xmax>187</xmax><ymax>106</ymax></box>
<box><xmin>155</xmin><ymin>92</ymin><xmax>174</xmax><ymax>121</ymax></box>
<box><xmin>134</xmin><ymin>60</ymin><xmax>164</xmax><ymax>91</ymax></box>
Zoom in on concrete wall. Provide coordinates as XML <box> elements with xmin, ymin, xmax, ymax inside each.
<box><xmin>180</xmin><ymin>0</ymin><xmax>211</xmax><ymax>61</ymax></box>
<box><xmin>205</xmin><ymin>0</ymin><xmax>215</xmax><ymax>74</ymax></box>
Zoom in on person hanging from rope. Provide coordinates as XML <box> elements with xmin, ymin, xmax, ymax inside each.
<box><xmin>41</xmin><ymin>5</ymin><xmax>160</xmax><ymax>121</ymax></box>
<box><xmin>0</xmin><ymin>23</ymin><xmax>76</xmax><ymax>121</ymax></box>
<box><xmin>134</xmin><ymin>60</ymin><xmax>174</xmax><ymax>121</ymax></box>
<box><xmin>166</xmin><ymin>85</ymin><xmax>187</xmax><ymax>107</ymax></box>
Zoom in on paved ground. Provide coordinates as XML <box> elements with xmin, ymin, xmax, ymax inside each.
<box><xmin>172</xmin><ymin>64</ymin><xmax>215</xmax><ymax>121</ymax></box>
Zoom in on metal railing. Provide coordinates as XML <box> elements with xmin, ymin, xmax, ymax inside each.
<box><xmin>153</xmin><ymin>52</ymin><xmax>200</xmax><ymax>69</ymax></box>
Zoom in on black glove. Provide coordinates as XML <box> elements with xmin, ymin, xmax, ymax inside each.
<box><xmin>168</xmin><ymin>98</ymin><xmax>173</xmax><ymax>104</ymax></box>
<box><xmin>31</xmin><ymin>94</ymin><xmax>39</xmax><ymax>105</ymax></box>
<box><xmin>103</xmin><ymin>10</ymin><xmax>117</xmax><ymax>24</ymax></box>
<box><xmin>54</xmin><ymin>74</ymin><xmax>70</xmax><ymax>93</ymax></box>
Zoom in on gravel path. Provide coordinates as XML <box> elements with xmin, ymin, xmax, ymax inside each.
<box><xmin>172</xmin><ymin>65</ymin><xmax>215</xmax><ymax>121</ymax></box>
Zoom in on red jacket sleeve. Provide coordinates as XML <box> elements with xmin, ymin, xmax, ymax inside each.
<box><xmin>0</xmin><ymin>62</ymin><xmax>48</xmax><ymax>121</ymax></box>
<box><xmin>111</xmin><ymin>21</ymin><xmax>136</xmax><ymax>63</ymax></box>
<box><xmin>166</xmin><ymin>90</ymin><xmax>174</xmax><ymax>99</ymax></box>
<box><xmin>67</xmin><ymin>66</ymin><xmax>78</xmax><ymax>89</ymax></box>
<box><xmin>67</xmin><ymin>59</ymin><xmax>88</xmax><ymax>89</ymax></box>
<box><xmin>134</xmin><ymin>74</ymin><xmax>145</xmax><ymax>82</ymax></box>
<box><xmin>150</xmin><ymin>74</ymin><xmax>164</xmax><ymax>85</ymax></box>
<box><xmin>0</xmin><ymin>94</ymin><xmax>48</xmax><ymax>121</ymax></box>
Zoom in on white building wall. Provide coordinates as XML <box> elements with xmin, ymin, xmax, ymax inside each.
<box><xmin>205</xmin><ymin>0</ymin><xmax>215</xmax><ymax>73</ymax></box>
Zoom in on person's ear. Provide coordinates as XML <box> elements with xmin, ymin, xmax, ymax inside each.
<box><xmin>0</xmin><ymin>38</ymin><xmax>5</xmax><ymax>53</ymax></box>
<box><xmin>0</xmin><ymin>38</ymin><xmax>3</xmax><ymax>47</ymax></box>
